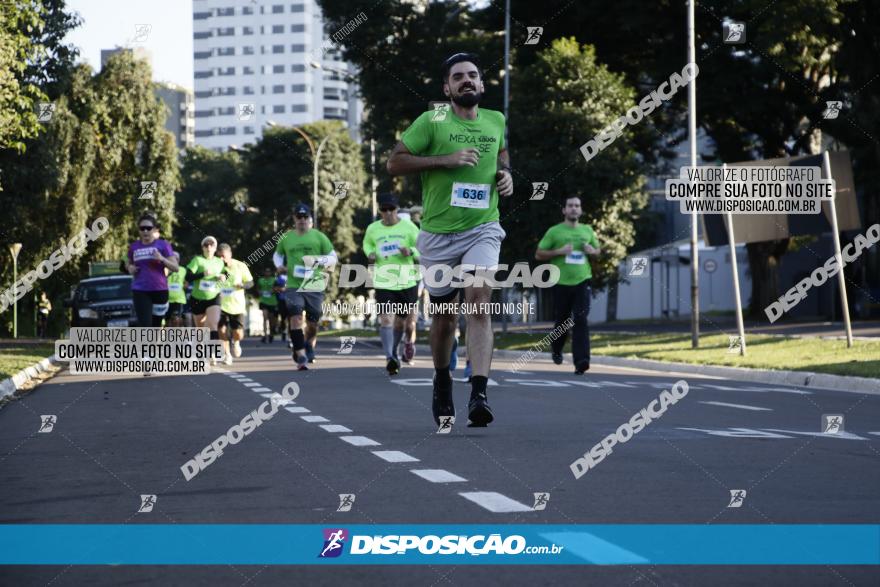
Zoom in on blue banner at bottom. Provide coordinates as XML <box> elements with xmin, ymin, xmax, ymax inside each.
<box><xmin>0</xmin><ymin>525</ymin><xmax>877</xmax><ymax>565</ymax></box>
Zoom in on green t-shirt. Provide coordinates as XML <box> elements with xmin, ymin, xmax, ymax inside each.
<box><xmin>219</xmin><ymin>259</ymin><xmax>253</xmax><ymax>315</ymax></box>
<box><xmin>401</xmin><ymin>107</ymin><xmax>506</xmax><ymax>234</ymax></box>
<box><xmin>256</xmin><ymin>276</ymin><xmax>278</xmax><ymax>307</ymax></box>
<box><xmin>274</xmin><ymin>229</ymin><xmax>334</xmax><ymax>291</ymax></box>
<box><xmin>537</xmin><ymin>222</ymin><xmax>600</xmax><ymax>285</ymax></box>
<box><xmin>363</xmin><ymin>218</ymin><xmax>420</xmax><ymax>291</ymax></box>
<box><xmin>167</xmin><ymin>267</ymin><xmax>187</xmax><ymax>304</ymax></box>
<box><xmin>186</xmin><ymin>255</ymin><xmax>226</xmax><ymax>301</ymax></box>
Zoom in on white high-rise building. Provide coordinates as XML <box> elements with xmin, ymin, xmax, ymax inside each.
<box><xmin>192</xmin><ymin>0</ymin><xmax>362</xmax><ymax>150</ymax></box>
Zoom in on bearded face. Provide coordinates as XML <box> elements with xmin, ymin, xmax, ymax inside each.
<box><xmin>444</xmin><ymin>61</ymin><xmax>484</xmax><ymax>108</ymax></box>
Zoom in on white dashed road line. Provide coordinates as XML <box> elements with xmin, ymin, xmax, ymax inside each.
<box><xmin>459</xmin><ymin>491</ymin><xmax>533</xmax><ymax>513</ymax></box>
<box><xmin>340</xmin><ymin>436</ymin><xmax>381</xmax><ymax>447</ymax></box>
<box><xmin>411</xmin><ymin>469</ymin><xmax>466</xmax><ymax>483</ymax></box>
<box><xmin>319</xmin><ymin>424</ymin><xmax>353</xmax><ymax>433</ymax></box>
<box><xmin>301</xmin><ymin>415</ymin><xmax>329</xmax><ymax>423</ymax></box>
<box><xmin>371</xmin><ymin>450</ymin><xmax>419</xmax><ymax>463</ymax></box>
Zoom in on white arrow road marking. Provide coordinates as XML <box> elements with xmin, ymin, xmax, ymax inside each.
<box><xmin>677</xmin><ymin>427</ymin><xmax>794</xmax><ymax>439</ymax></box>
<box><xmin>459</xmin><ymin>491</ymin><xmax>532</xmax><ymax>513</ymax></box>
<box><xmin>411</xmin><ymin>469</ymin><xmax>466</xmax><ymax>483</ymax></box>
<box><xmin>764</xmin><ymin>428</ymin><xmax>868</xmax><ymax>441</ymax></box>
<box><xmin>700</xmin><ymin>401</ymin><xmax>772</xmax><ymax>412</ymax></box>
<box><xmin>371</xmin><ymin>450</ymin><xmax>419</xmax><ymax>463</ymax></box>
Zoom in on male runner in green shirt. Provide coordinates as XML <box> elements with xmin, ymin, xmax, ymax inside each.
<box><xmin>255</xmin><ymin>267</ymin><xmax>280</xmax><ymax>343</ymax></box>
<box><xmin>166</xmin><ymin>253</ymin><xmax>187</xmax><ymax>327</ymax></box>
<box><xmin>387</xmin><ymin>52</ymin><xmax>514</xmax><ymax>429</ymax></box>
<box><xmin>217</xmin><ymin>243</ymin><xmax>254</xmax><ymax>365</ymax></box>
<box><xmin>536</xmin><ymin>195</ymin><xmax>602</xmax><ymax>374</ymax></box>
<box><xmin>363</xmin><ymin>193</ymin><xmax>421</xmax><ymax>376</ymax></box>
<box><xmin>273</xmin><ymin>202</ymin><xmax>337</xmax><ymax>370</ymax></box>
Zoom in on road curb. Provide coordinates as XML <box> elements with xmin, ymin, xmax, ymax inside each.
<box><xmin>408</xmin><ymin>344</ymin><xmax>880</xmax><ymax>395</ymax></box>
<box><xmin>0</xmin><ymin>354</ymin><xmax>60</xmax><ymax>401</ymax></box>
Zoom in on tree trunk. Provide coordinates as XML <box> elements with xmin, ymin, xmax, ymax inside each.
<box><xmin>746</xmin><ymin>239</ymin><xmax>790</xmax><ymax>319</ymax></box>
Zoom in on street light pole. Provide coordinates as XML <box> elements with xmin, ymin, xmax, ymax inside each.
<box><xmin>10</xmin><ymin>243</ymin><xmax>22</xmax><ymax>338</ymax></box>
<box><xmin>687</xmin><ymin>0</ymin><xmax>700</xmax><ymax>348</ymax></box>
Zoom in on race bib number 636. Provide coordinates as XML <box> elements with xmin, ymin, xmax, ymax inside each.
<box><xmin>450</xmin><ymin>182</ymin><xmax>491</xmax><ymax>209</ymax></box>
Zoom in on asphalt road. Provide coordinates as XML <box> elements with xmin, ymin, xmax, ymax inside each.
<box><xmin>1</xmin><ymin>337</ymin><xmax>878</xmax><ymax>586</ymax></box>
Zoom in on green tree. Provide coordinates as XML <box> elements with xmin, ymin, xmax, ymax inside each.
<box><xmin>244</xmin><ymin>121</ymin><xmax>369</xmax><ymax>299</ymax></box>
<box><xmin>0</xmin><ymin>0</ymin><xmax>48</xmax><ymax>155</ymax></box>
<box><xmin>0</xmin><ymin>51</ymin><xmax>179</xmax><ymax>336</ymax></box>
<box><xmin>174</xmin><ymin>146</ymin><xmax>250</xmax><ymax>260</ymax></box>
<box><xmin>507</xmin><ymin>38</ymin><xmax>648</xmax><ymax>291</ymax></box>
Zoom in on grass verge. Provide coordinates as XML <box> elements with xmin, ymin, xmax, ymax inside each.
<box><xmin>0</xmin><ymin>344</ymin><xmax>56</xmax><ymax>381</ymax></box>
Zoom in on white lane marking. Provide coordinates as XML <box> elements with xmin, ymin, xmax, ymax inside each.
<box><xmin>242</xmin><ymin>382</ymin><xmax>261</xmax><ymax>387</ymax></box>
<box><xmin>285</xmin><ymin>406</ymin><xmax>310</xmax><ymax>413</ymax></box>
<box><xmin>341</xmin><ymin>436</ymin><xmax>381</xmax><ymax>447</ymax></box>
<box><xmin>301</xmin><ymin>415</ymin><xmax>329</xmax><ymax>423</ymax></box>
<box><xmin>540</xmin><ymin>531</ymin><xmax>648</xmax><ymax>564</ymax></box>
<box><xmin>320</xmin><ymin>424</ymin><xmax>352</xmax><ymax>433</ymax></box>
<box><xmin>253</xmin><ymin>387</ymin><xmax>272</xmax><ymax>392</ymax></box>
<box><xmin>371</xmin><ymin>450</ymin><xmax>420</xmax><ymax>463</ymax></box>
<box><xmin>678</xmin><ymin>427</ymin><xmax>794</xmax><ymax>439</ymax></box>
<box><xmin>411</xmin><ymin>469</ymin><xmax>466</xmax><ymax>483</ymax></box>
<box><xmin>259</xmin><ymin>393</ymin><xmax>275</xmax><ymax>398</ymax></box>
<box><xmin>390</xmin><ymin>378</ymin><xmax>498</xmax><ymax>386</ymax></box>
<box><xmin>459</xmin><ymin>491</ymin><xmax>533</xmax><ymax>513</ymax></box>
<box><xmin>764</xmin><ymin>428</ymin><xmax>868</xmax><ymax>441</ymax></box>
<box><xmin>626</xmin><ymin>381</ymin><xmax>704</xmax><ymax>390</ymax></box>
<box><xmin>562</xmin><ymin>380</ymin><xmax>602</xmax><ymax>388</ymax></box>
<box><xmin>505</xmin><ymin>379</ymin><xmax>569</xmax><ymax>387</ymax></box>
<box><xmin>237</xmin><ymin>379</ymin><xmax>254</xmax><ymax>384</ymax></box>
<box><xmin>699</xmin><ymin>401</ymin><xmax>772</xmax><ymax>412</ymax></box>
<box><xmin>869</xmin><ymin>432</ymin><xmax>880</xmax><ymax>436</ymax></box>
<box><xmin>599</xmin><ymin>380</ymin><xmax>635</xmax><ymax>388</ymax></box>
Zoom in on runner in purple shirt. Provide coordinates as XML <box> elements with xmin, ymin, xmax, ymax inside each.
<box><xmin>126</xmin><ymin>212</ymin><xmax>179</xmax><ymax>327</ymax></box>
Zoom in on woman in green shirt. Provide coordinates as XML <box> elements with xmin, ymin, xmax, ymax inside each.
<box><xmin>185</xmin><ymin>236</ymin><xmax>227</xmax><ymax>346</ymax></box>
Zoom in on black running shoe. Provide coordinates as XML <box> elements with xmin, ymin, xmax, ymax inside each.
<box><xmin>552</xmin><ymin>351</ymin><xmax>563</xmax><ymax>365</ymax></box>
<box><xmin>431</xmin><ymin>376</ymin><xmax>455</xmax><ymax>426</ymax></box>
<box><xmin>574</xmin><ymin>359</ymin><xmax>590</xmax><ymax>374</ymax></box>
<box><xmin>296</xmin><ymin>354</ymin><xmax>309</xmax><ymax>371</ymax></box>
<box><xmin>467</xmin><ymin>389</ymin><xmax>494</xmax><ymax>427</ymax></box>
<box><xmin>386</xmin><ymin>357</ymin><xmax>400</xmax><ymax>375</ymax></box>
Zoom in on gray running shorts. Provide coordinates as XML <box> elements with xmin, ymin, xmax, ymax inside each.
<box><xmin>416</xmin><ymin>221</ymin><xmax>506</xmax><ymax>300</ymax></box>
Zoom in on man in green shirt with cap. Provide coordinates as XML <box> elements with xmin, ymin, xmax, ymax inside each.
<box><xmin>274</xmin><ymin>202</ymin><xmax>337</xmax><ymax>371</ymax></box>
<box><xmin>363</xmin><ymin>193</ymin><xmax>421</xmax><ymax>375</ymax></box>
<box><xmin>536</xmin><ymin>195</ymin><xmax>602</xmax><ymax>374</ymax></box>
<box><xmin>387</xmin><ymin>52</ymin><xmax>514</xmax><ymax>429</ymax></box>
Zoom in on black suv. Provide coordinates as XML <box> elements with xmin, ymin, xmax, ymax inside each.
<box><xmin>64</xmin><ymin>275</ymin><xmax>136</xmax><ymax>327</ymax></box>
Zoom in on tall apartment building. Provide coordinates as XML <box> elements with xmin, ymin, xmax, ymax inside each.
<box><xmin>155</xmin><ymin>83</ymin><xmax>196</xmax><ymax>150</ymax></box>
<box><xmin>192</xmin><ymin>0</ymin><xmax>362</xmax><ymax>150</ymax></box>
<box><xmin>101</xmin><ymin>48</ymin><xmax>195</xmax><ymax>150</ymax></box>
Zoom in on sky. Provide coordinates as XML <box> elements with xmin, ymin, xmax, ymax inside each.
<box><xmin>64</xmin><ymin>0</ymin><xmax>194</xmax><ymax>89</ymax></box>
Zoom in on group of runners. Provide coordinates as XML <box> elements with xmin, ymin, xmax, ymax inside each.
<box><xmin>123</xmin><ymin>52</ymin><xmax>601</xmax><ymax>429</ymax></box>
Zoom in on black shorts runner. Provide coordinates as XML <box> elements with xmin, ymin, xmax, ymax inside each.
<box><xmin>259</xmin><ymin>303</ymin><xmax>279</xmax><ymax>314</ymax></box>
<box><xmin>190</xmin><ymin>296</ymin><xmax>220</xmax><ymax>315</ymax></box>
<box><xmin>167</xmin><ymin>302</ymin><xmax>184</xmax><ymax>317</ymax></box>
<box><xmin>219</xmin><ymin>311</ymin><xmax>245</xmax><ymax>330</ymax></box>
<box><xmin>375</xmin><ymin>285</ymin><xmax>419</xmax><ymax>317</ymax></box>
